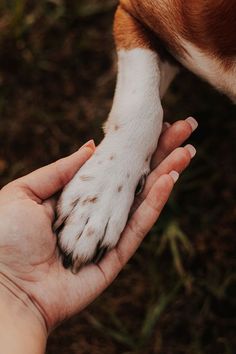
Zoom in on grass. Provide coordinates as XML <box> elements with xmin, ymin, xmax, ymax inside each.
<box><xmin>0</xmin><ymin>1</ymin><xmax>235</xmax><ymax>353</ymax></box>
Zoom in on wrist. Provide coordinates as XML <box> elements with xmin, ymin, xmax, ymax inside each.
<box><xmin>0</xmin><ymin>272</ymin><xmax>47</xmax><ymax>354</ymax></box>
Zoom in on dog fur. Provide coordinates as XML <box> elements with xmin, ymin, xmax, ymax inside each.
<box><xmin>55</xmin><ymin>0</ymin><xmax>236</xmax><ymax>271</ymax></box>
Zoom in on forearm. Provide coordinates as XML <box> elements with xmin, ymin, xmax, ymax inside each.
<box><xmin>0</xmin><ymin>274</ymin><xmax>47</xmax><ymax>354</ymax></box>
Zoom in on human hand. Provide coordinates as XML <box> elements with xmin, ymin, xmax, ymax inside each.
<box><xmin>0</xmin><ymin>118</ymin><xmax>197</xmax><ymax>336</ymax></box>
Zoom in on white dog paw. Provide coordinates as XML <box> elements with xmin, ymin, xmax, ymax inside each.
<box><xmin>55</xmin><ymin>146</ymin><xmax>149</xmax><ymax>273</ymax></box>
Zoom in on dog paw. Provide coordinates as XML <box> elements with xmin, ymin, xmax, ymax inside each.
<box><xmin>55</xmin><ymin>146</ymin><xmax>149</xmax><ymax>273</ymax></box>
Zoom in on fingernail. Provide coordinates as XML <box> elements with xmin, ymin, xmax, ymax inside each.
<box><xmin>186</xmin><ymin>117</ymin><xmax>198</xmax><ymax>131</ymax></box>
<box><xmin>185</xmin><ymin>144</ymin><xmax>197</xmax><ymax>158</ymax></box>
<box><xmin>162</xmin><ymin>122</ymin><xmax>171</xmax><ymax>133</ymax></box>
<box><xmin>169</xmin><ymin>171</ymin><xmax>179</xmax><ymax>183</ymax></box>
<box><xmin>80</xmin><ymin>140</ymin><xmax>96</xmax><ymax>151</ymax></box>
<box><xmin>164</xmin><ymin>122</ymin><xmax>171</xmax><ymax>128</ymax></box>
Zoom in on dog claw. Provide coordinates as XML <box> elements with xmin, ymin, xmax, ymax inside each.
<box><xmin>62</xmin><ymin>252</ymin><xmax>73</xmax><ymax>269</ymax></box>
<box><xmin>93</xmin><ymin>246</ymin><xmax>108</xmax><ymax>264</ymax></box>
<box><xmin>135</xmin><ymin>173</ymin><xmax>148</xmax><ymax>196</ymax></box>
<box><xmin>71</xmin><ymin>259</ymin><xmax>84</xmax><ymax>274</ymax></box>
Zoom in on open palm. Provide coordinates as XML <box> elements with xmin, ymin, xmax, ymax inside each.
<box><xmin>0</xmin><ymin>118</ymin><xmax>196</xmax><ymax>331</ymax></box>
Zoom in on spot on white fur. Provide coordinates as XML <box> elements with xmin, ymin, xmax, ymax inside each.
<box><xmin>57</xmin><ymin>48</ymin><xmax>177</xmax><ymax>269</ymax></box>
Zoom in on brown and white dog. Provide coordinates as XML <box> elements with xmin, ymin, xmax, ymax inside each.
<box><xmin>55</xmin><ymin>0</ymin><xmax>236</xmax><ymax>271</ymax></box>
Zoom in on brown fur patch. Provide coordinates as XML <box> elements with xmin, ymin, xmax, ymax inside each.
<box><xmin>181</xmin><ymin>0</ymin><xmax>236</xmax><ymax>67</ymax></box>
<box><xmin>115</xmin><ymin>3</ymin><xmax>176</xmax><ymax>62</ymax></box>
<box><xmin>114</xmin><ymin>5</ymin><xmax>153</xmax><ymax>50</ymax></box>
<box><xmin>119</xmin><ymin>0</ymin><xmax>236</xmax><ymax>68</ymax></box>
<box><xmin>119</xmin><ymin>0</ymin><xmax>185</xmax><ymax>55</ymax></box>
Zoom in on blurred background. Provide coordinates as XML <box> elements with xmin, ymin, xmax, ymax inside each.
<box><xmin>0</xmin><ymin>1</ymin><xmax>235</xmax><ymax>353</ymax></box>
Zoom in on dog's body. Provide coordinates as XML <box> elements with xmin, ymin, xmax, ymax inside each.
<box><xmin>56</xmin><ymin>0</ymin><xmax>236</xmax><ymax>271</ymax></box>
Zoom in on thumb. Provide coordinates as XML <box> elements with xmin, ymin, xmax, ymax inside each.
<box><xmin>54</xmin><ymin>173</ymin><xmax>177</xmax><ymax>322</ymax></box>
<box><xmin>17</xmin><ymin>140</ymin><xmax>95</xmax><ymax>201</ymax></box>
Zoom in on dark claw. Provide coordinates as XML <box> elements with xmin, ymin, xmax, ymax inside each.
<box><xmin>71</xmin><ymin>259</ymin><xmax>84</xmax><ymax>274</ymax></box>
<box><xmin>93</xmin><ymin>246</ymin><xmax>108</xmax><ymax>264</ymax></box>
<box><xmin>62</xmin><ymin>252</ymin><xmax>73</xmax><ymax>269</ymax></box>
<box><xmin>53</xmin><ymin>218</ymin><xmax>66</xmax><ymax>234</ymax></box>
<box><xmin>135</xmin><ymin>173</ymin><xmax>148</xmax><ymax>196</ymax></box>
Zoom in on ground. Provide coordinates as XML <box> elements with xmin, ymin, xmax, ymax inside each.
<box><xmin>0</xmin><ymin>1</ymin><xmax>235</xmax><ymax>353</ymax></box>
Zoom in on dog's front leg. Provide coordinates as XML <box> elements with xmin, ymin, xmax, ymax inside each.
<box><xmin>56</xmin><ymin>6</ymin><xmax>177</xmax><ymax>272</ymax></box>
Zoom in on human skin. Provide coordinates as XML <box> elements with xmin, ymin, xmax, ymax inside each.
<box><xmin>0</xmin><ymin>118</ymin><xmax>197</xmax><ymax>354</ymax></box>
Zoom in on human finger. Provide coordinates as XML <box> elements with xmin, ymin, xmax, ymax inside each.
<box><xmin>132</xmin><ymin>144</ymin><xmax>196</xmax><ymax>213</ymax></box>
<box><xmin>152</xmin><ymin>117</ymin><xmax>198</xmax><ymax>168</ymax></box>
<box><xmin>14</xmin><ymin>140</ymin><xmax>96</xmax><ymax>201</ymax></box>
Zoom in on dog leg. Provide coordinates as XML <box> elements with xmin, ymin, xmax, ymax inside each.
<box><xmin>55</xmin><ymin>6</ymin><xmax>178</xmax><ymax>272</ymax></box>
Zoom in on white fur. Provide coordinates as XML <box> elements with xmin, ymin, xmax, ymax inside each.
<box><xmin>159</xmin><ymin>61</ymin><xmax>179</xmax><ymax>98</ymax></box>
<box><xmin>56</xmin><ymin>49</ymin><xmax>175</xmax><ymax>268</ymax></box>
<box><xmin>177</xmin><ymin>39</ymin><xmax>236</xmax><ymax>101</ymax></box>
